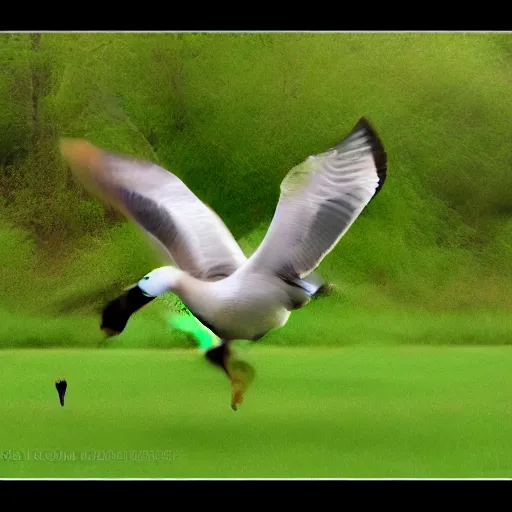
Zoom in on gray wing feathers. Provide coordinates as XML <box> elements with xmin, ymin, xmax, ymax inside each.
<box><xmin>246</xmin><ymin>117</ymin><xmax>387</xmax><ymax>284</ymax></box>
<box><xmin>61</xmin><ymin>141</ymin><xmax>247</xmax><ymax>281</ymax></box>
<box><xmin>102</xmin><ymin>156</ymin><xmax>248</xmax><ymax>280</ymax></box>
<box><xmin>117</xmin><ymin>182</ymin><xmax>247</xmax><ymax>280</ymax></box>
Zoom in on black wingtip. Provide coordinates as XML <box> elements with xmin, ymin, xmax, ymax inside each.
<box><xmin>55</xmin><ymin>379</ymin><xmax>67</xmax><ymax>407</ymax></box>
<box><xmin>352</xmin><ymin>117</ymin><xmax>387</xmax><ymax>195</ymax></box>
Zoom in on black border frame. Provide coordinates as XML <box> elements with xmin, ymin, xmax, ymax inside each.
<box><xmin>1</xmin><ymin>19</ymin><xmax>510</xmax><ymax>498</ymax></box>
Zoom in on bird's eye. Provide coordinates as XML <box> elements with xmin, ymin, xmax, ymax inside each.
<box><xmin>143</xmin><ymin>276</ymin><xmax>150</xmax><ymax>280</ymax></box>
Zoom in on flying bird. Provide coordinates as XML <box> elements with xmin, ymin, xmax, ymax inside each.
<box><xmin>59</xmin><ymin>117</ymin><xmax>387</xmax><ymax>410</ymax></box>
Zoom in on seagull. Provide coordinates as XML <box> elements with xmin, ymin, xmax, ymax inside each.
<box><xmin>59</xmin><ymin>117</ymin><xmax>387</xmax><ymax>410</ymax></box>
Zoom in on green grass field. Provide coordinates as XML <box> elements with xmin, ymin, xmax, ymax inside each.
<box><xmin>1</xmin><ymin>346</ymin><xmax>512</xmax><ymax>478</ymax></box>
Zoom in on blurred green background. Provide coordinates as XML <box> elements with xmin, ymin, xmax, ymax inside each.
<box><xmin>1</xmin><ymin>32</ymin><xmax>512</xmax><ymax>478</ymax></box>
<box><xmin>1</xmin><ymin>32</ymin><xmax>512</xmax><ymax>347</ymax></box>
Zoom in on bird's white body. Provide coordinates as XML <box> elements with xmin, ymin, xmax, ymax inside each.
<box><xmin>152</xmin><ymin>268</ymin><xmax>299</xmax><ymax>341</ymax></box>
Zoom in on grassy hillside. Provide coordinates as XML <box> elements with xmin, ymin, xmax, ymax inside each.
<box><xmin>1</xmin><ymin>32</ymin><xmax>512</xmax><ymax>347</ymax></box>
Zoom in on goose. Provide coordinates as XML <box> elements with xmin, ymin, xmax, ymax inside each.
<box><xmin>59</xmin><ymin>117</ymin><xmax>387</xmax><ymax>410</ymax></box>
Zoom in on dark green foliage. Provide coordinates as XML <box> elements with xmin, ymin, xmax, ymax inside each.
<box><xmin>1</xmin><ymin>32</ymin><xmax>512</xmax><ymax>347</ymax></box>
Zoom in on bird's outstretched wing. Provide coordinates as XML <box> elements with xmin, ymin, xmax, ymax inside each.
<box><xmin>60</xmin><ymin>140</ymin><xmax>247</xmax><ymax>281</ymax></box>
<box><xmin>243</xmin><ymin>117</ymin><xmax>387</xmax><ymax>287</ymax></box>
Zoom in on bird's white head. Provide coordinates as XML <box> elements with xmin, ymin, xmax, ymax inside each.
<box><xmin>137</xmin><ymin>266</ymin><xmax>182</xmax><ymax>297</ymax></box>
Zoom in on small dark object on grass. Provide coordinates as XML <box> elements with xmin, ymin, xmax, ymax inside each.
<box><xmin>55</xmin><ymin>380</ymin><xmax>67</xmax><ymax>407</ymax></box>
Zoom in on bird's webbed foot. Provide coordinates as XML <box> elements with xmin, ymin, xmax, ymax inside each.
<box><xmin>205</xmin><ymin>341</ymin><xmax>256</xmax><ymax>411</ymax></box>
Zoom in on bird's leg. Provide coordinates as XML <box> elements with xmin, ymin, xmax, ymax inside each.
<box><xmin>205</xmin><ymin>341</ymin><xmax>231</xmax><ymax>378</ymax></box>
<box><xmin>205</xmin><ymin>341</ymin><xmax>255</xmax><ymax>411</ymax></box>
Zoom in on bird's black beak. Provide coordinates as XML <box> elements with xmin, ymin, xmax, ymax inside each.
<box><xmin>100</xmin><ymin>285</ymin><xmax>155</xmax><ymax>337</ymax></box>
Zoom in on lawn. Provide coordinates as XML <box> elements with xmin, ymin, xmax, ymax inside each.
<box><xmin>1</xmin><ymin>346</ymin><xmax>512</xmax><ymax>478</ymax></box>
